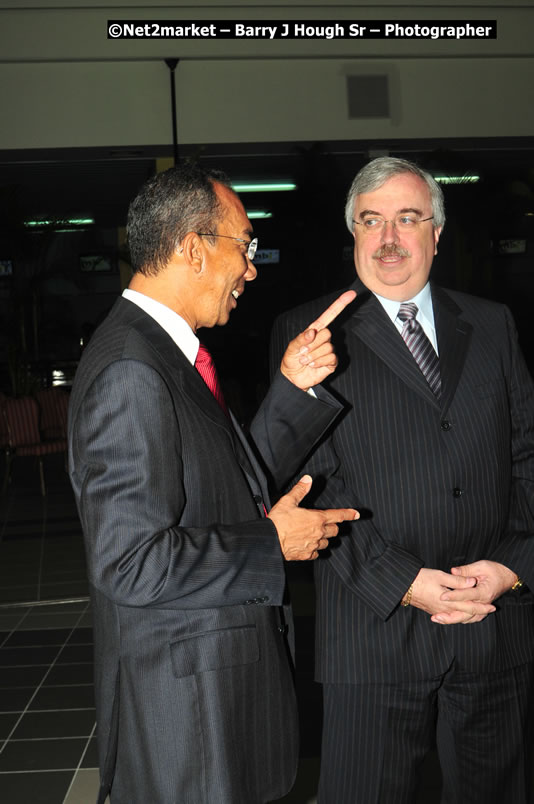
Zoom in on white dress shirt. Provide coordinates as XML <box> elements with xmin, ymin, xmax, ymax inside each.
<box><xmin>122</xmin><ymin>288</ymin><xmax>200</xmax><ymax>365</ymax></box>
<box><xmin>373</xmin><ymin>283</ymin><xmax>439</xmax><ymax>354</ymax></box>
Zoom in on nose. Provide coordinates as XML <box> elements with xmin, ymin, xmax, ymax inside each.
<box><xmin>245</xmin><ymin>258</ymin><xmax>257</xmax><ymax>281</ymax></box>
<box><xmin>380</xmin><ymin>219</ymin><xmax>399</xmax><ymax>244</ymax></box>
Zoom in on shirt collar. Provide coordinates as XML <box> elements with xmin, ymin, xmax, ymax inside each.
<box><xmin>122</xmin><ymin>288</ymin><xmax>199</xmax><ymax>365</ymax></box>
<box><xmin>373</xmin><ymin>282</ymin><xmax>434</xmax><ymax>328</ymax></box>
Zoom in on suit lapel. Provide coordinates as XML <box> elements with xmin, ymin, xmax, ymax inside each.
<box><xmin>120</xmin><ymin>298</ymin><xmax>235</xmax><ymax>431</ymax></box>
<box><xmin>346</xmin><ymin>282</ymin><xmax>473</xmax><ymax>412</ymax></box>
<box><xmin>119</xmin><ymin>298</ymin><xmax>268</xmax><ymax>509</ymax></box>
<box><xmin>348</xmin><ymin>285</ymin><xmax>440</xmax><ymax>409</ymax></box>
<box><xmin>432</xmin><ymin>284</ymin><xmax>472</xmax><ymax>413</ymax></box>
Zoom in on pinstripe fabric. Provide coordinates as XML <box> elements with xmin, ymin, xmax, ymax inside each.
<box><xmin>270</xmin><ymin>280</ymin><xmax>534</xmax><ymax>800</ymax></box>
<box><xmin>320</xmin><ymin>661</ymin><xmax>534</xmax><ymax>804</ymax></box>
<box><xmin>68</xmin><ymin>297</ymin><xmax>343</xmax><ymax>804</ymax></box>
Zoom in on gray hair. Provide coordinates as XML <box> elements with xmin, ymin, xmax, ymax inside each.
<box><xmin>344</xmin><ymin>156</ymin><xmax>446</xmax><ymax>233</ymax></box>
<box><xmin>127</xmin><ymin>162</ymin><xmax>231</xmax><ymax>277</ymax></box>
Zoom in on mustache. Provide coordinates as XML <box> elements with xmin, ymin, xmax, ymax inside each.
<box><xmin>373</xmin><ymin>245</ymin><xmax>411</xmax><ymax>259</ymax></box>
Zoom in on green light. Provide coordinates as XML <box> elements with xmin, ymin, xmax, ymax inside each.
<box><xmin>433</xmin><ymin>175</ymin><xmax>480</xmax><ymax>185</ymax></box>
<box><xmin>246</xmin><ymin>210</ymin><xmax>273</xmax><ymax>219</ymax></box>
<box><xmin>231</xmin><ymin>182</ymin><xmax>297</xmax><ymax>193</ymax></box>
<box><xmin>24</xmin><ymin>217</ymin><xmax>95</xmax><ymax>228</ymax></box>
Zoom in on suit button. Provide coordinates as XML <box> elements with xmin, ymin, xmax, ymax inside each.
<box><xmin>441</xmin><ymin>420</ymin><xmax>451</xmax><ymax>431</ymax></box>
<box><xmin>262</xmin><ymin>596</ymin><xmax>270</xmax><ymax>603</ymax></box>
<box><xmin>452</xmin><ymin>487</ymin><xmax>463</xmax><ymax>498</ymax></box>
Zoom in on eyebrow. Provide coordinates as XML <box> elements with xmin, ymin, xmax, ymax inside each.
<box><xmin>359</xmin><ymin>207</ymin><xmax>424</xmax><ymax>218</ymax></box>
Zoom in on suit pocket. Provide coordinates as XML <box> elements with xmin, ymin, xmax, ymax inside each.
<box><xmin>170</xmin><ymin>625</ymin><xmax>259</xmax><ymax>678</ymax></box>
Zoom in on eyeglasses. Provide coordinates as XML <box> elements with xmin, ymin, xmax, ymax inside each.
<box><xmin>353</xmin><ymin>215</ymin><xmax>434</xmax><ymax>234</ymax></box>
<box><xmin>196</xmin><ymin>233</ymin><xmax>258</xmax><ymax>261</ymax></box>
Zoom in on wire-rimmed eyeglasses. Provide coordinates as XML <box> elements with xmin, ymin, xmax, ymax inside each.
<box><xmin>353</xmin><ymin>215</ymin><xmax>434</xmax><ymax>234</ymax></box>
<box><xmin>196</xmin><ymin>233</ymin><xmax>258</xmax><ymax>260</ymax></box>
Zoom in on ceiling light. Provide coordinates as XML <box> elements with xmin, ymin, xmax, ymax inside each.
<box><xmin>433</xmin><ymin>175</ymin><xmax>480</xmax><ymax>185</ymax></box>
<box><xmin>231</xmin><ymin>182</ymin><xmax>297</xmax><ymax>192</ymax></box>
<box><xmin>246</xmin><ymin>210</ymin><xmax>273</xmax><ymax>219</ymax></box>
<box><xmin>24</xmin><ymin>217</ymin><xmax>95</xmax><ymax>228</ymax></box>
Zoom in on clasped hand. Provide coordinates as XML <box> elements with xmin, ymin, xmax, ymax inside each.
<box><xmin>410</xmin><ymin>560</ymin><xmax>516</xmax><ymax>625</ymax></box>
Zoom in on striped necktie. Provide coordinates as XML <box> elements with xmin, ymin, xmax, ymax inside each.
<box><xmin>397</xmin><ymin>303</ymin><xmax>441</xmax><ymax>399</ymax></box>
<box><xmin>195</xmin><ymin>343</ymin><xmax>229</xmax><ymax>416</ymax></box>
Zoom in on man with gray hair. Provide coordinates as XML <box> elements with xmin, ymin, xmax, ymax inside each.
<box><xmin>68</xmin><ymin>162</ymin><xmax>358</xmax><ymax>803</ymax></box>
<box><xmin>270</xmin><ymin>156</ymin><xmax>534</xmax><ymax>803</ymax></box>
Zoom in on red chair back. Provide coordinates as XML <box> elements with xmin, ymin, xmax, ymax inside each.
<box><xmin>3</xmin><ymin>396</ymin><xmax>42</xmax><ymax>448</ymax></box>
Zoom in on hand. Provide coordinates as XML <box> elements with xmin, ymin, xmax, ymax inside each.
<box><xmin>268</xmin><ymin>475</ymin><xmax>359</xmax><ymax>561</ymax></box>
<box><xmin>280</xmin><ymin>290</ymin><xmax>357</xmax><ymax>391</ymax></box>
<box><xmin>437</xmin><ymin>560</ymin><xmax>517</xmax><ymax>616</ymax></box>
<box><xmin>407</xmin><ymin>568</ymin><xmax>496</xmax><ymax>625</ymax></box>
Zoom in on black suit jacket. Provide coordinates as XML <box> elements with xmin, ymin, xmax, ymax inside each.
<box><xmin>68</xmin><ymin>297</ymin><xmax>342</xmax><ymax>803</ymax></box>
<box><xmin>271</xmin><ymin>281</ymin><xmax>534</xmax><ymax>684</ymax></box>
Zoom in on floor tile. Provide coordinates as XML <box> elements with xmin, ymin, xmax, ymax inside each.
<box><xmin>0</xmin><ymin>737</ymin><xmax>88</xmax><ymax>771</ymax></box>
<box><xmin>67</xmin><ymin>627</ymin><xmax>93</xmax><ymax>646</ymax></box>
<box><xmin>80</xmin><ymin>735</ymin><xmax>99</xmax><ymax>768</ymax></box>
<box><xmin>21</xmin><ymin>612</ymin><xmax>87</xmax><ymax>630</ymax></box>
<box><xmin>0</xmin><ymin>770</ymin><xmax>73</xmax><ymax>804</ymax></box>
<box><xmin>63</xmin><ymin>768</ymin><xmax>103</xmax><ymax>804</ymax></box>
<box><xmin>58</xmin><ymin>644</ymin><xmax>93</xmax><ymax>663</ymax></box>
<box><xmin>4</xmin><ymin>628</ymin><xmax>70</xmax><ymax>646</ymax></box>
<box><xmin>44</xmin><ymin>663</ymin><xmax>93</xmax><ymax>686</ymax></box>
<box><xmin>0</xmin><ymin>711</ymin><xmax>20</xmax><ymax>739</ymax></box>
<box><xmin>30</xmin><ymin>684</ymin><xmax>95</xmax><ymax>710</ymax></box>
<box><xmin>0</xmin><ymin>645</ymin><xmax>61</xmax><ymax>666</ymax></box>
<box><xmin>12</xmin><ymin>708</ymin><xmax>96</xmax><ymax>739</ymax></box>
<box><xmin>0</xmin><ymin>665</ymin><xmax>48</xmax><ymax>687</ymax></box>
<box><xmin>0</xmin><ymin>687</ymin><xmax>35</xmax><ymax>712</ymax></box>
<box><xmin>0</xmin><ymin>613</ymin><xmax>31</xmax><ymax>632</ymax></box>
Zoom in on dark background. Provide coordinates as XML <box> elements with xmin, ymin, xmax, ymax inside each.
<box><xmin>1</xmin><ymin>135</ymin><xmax>533</xmax><ymax>416</ymax></box>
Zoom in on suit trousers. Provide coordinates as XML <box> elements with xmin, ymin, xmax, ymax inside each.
<box><xmin>318</xmin><ymin>660</ymin><xmax>534</xmax><ymax>804</ymax></box>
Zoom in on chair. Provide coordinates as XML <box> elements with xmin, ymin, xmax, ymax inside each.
<box><xmin>0</xmin><ymin>392</ymin><xmax>8</xmax><ymax>449</ymax></box>
<box><xmin>0</xmin><ymin>391</ymin><xmax>8</xmax><ymax>488</ymax></box>
<box><xmin>1</xmin><ymin>395</ymin><xmax>67</xmax><ymax>496</ymax></box>
<box><xmin>35</xmin><ymin>387</ymin><xmax>70</xmax><ymax>441</ymax></box>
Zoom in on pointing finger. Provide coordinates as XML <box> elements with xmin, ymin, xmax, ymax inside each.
<box><xmin>321</xmin><ymin>507</ymin><xmax>359</xmax><ymax>524</ymax></box>
<box><xmin>307</xmin><ymin>290</ymin><xmax>356</xmax><ymax>332</ymax></box>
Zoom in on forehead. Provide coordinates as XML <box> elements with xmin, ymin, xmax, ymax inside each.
<box><xmin>213</xmin><ymin>182</ymin><xmax>250</xmax><ymax>234</ymax></box>
<box><xmin>354</xmin><ymin>172</ymin><xmax>432</xmax><ymax>214</ymax></box>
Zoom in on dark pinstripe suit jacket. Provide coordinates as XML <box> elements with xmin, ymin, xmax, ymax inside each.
<box><xmin>68</xmin><ymin>297</ymin><xmax>342</xmax><ymax>804</ymax></box>
<box><xmin>271</xmin><ymin>280</ymin><xmax>534</xmax><ymax>684</ymax></box>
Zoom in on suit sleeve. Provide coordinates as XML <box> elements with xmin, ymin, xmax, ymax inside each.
<box><xmin>269</xmin><ymin>312</ymin><xmax>423</xmax><ymax>621</ymax></box>
<box><xmin>488</xmin><ymin>307</ymin><xmax>534</xmax><ymax>589</ymax></box>
<box><xmin>250</xmin><ymin>369</ymin><xmax>344</xmax><ymax>491</ymax></box>
<box><xmin>69</xmin><ymin>359</ymin><xmax>286</xmax><ymax>609</ymax></box>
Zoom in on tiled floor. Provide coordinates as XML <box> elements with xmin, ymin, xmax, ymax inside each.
<box><xmin>0</xmin><ymin>602</ymin><xmax>99</xmax><ymax>804</ymax></box>
<box><xmin>0</xmin><ymin>454</ymin><xmax>445</xmax><ymax>803</ymax></box>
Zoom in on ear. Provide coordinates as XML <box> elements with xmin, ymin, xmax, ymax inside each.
<box><xmin>433</xmin><ymin>225</ymin><xmax>443</xmax><ymax>255</ymax></box>
<box><xmin>179</xmin><ymin>231</ymin><xmax>205</xmax><ymax>273</ymax></box>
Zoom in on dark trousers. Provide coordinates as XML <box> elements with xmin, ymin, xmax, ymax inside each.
<box><xmin>318</xmin><ymin>660</ymin><xmax>534</xmax><ymax>804</ymax></box>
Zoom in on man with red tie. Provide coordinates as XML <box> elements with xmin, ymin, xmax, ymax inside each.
<box><xmin>68</xmin><ymin>162</ymin><xmax>357</xmax><ymax>804</ymax></box>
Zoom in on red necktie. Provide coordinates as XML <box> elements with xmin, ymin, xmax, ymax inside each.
<box><xmin>196</xmin><ymin>344</ymin><xmax>267</xmax><ymax>516</ymax></box>
<box><xmin>195</xmin><ymin>343</ymin><xmax>229</xmax><ymax>416</ymax></box>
